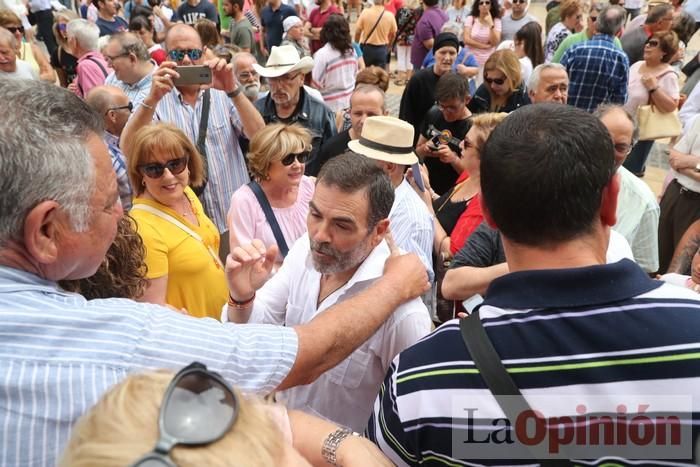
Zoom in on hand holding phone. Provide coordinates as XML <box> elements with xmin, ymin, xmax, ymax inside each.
<box><xmin>173</xmin><ymin>65</ymin><xmax>212</xmax><ymax>86</ymax></box>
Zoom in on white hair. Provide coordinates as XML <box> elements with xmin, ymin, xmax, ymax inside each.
<box><xmin>0</xmin><ymin>80</ymin><xmax>100</xmax><ymax>246</ymax></box>
<box><xmin>67</xmin><ymin>19</ymin><xmax>100</xmax><ymax>51</ymax></box>
<box><xmin>441</xmin><ymin>21</ymin><xmax>462</xmax><ymax>36</ymax></box>
<box><xmin>528</xmin><ymin>62</ymin><xmax>567</xmax><ymax>91</ymax></box>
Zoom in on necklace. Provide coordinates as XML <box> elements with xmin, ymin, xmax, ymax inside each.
<box><xmin>317</xmin><ymin>274</ymin><xmax>352</xmax><ymax>306</ymax></box>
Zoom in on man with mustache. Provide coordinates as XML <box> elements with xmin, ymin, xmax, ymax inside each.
<box><xmin>225</xmin><ymin>152</ymin><xmax>432</xmax><ymax>433</ymax></box>
<box><xmin>254</xmin><ymin>44</ymin><xmax>337</xmax><ymax>176</ymax></box>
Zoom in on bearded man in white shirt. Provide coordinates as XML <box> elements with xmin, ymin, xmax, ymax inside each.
<box><xmin>225</xmin><ymin>152</ymin><xmax>432</xmax><ymax>431</ymax></box>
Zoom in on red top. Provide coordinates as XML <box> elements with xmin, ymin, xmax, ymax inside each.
<box><xmin>150</xmin><ymin>48</ymin><xmax>167</xmax><ymax>65</ymax></box>
<box><xmin>384</xmin><ymin>0</ymin><xmax>403</xmax><ymax>16</ymax></box>
<box><xmin>308</xmin><ymin>4</ymin><xmax>340</xmax><ymax>54</ymax></box>
<box><xmin>448</xmin><ymin>171</ymin><xmax>484</xmax><ymax>255</ymax></box>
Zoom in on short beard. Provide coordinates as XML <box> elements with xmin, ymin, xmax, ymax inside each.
<box><xmin>310</xmin><ymin>233</ymin><xmax>373</xmax><ymax>275</ymax></box>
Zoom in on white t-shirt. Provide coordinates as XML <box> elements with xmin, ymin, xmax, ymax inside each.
<box><xmin>0</xmin><ymin>59</ymin><xmax>38</xmax><ymax>80</ymax></box>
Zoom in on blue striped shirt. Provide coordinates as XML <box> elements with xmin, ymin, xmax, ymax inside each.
<box><xmin>368</xmin><ymin>259</ymin><xmax>700</xmax><ymax>466</ymax></box>
<box><xmin>561</xmin><ymin>34</ymin><xmax>629</xmax><ymax>113</ymax></box>
<box><xmin>105</xmin><ymin>68</ymin><xmax>154</xmax><ymax>108</ymax></box>
<box><xmin>153</xmin><ymin>87</ymin><xmax>251</xmax><ymax>231</ymax></box>
<box><xmin>0</xmin><ymin>266</ymin><xmax>298</xmax><ymax>466</ymax></box>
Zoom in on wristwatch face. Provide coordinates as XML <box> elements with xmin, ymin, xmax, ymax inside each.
<box><xmin>695</xmin><ymin>162</ymin><xmax>700</xmax><ymax>173</ymax></box>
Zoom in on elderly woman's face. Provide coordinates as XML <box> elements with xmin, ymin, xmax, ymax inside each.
<box><xmin>0</xmin><ymin>41</ymin><xmax>17</xmax><ymax>72</ymax></box>
<box><xmin>265</xmin><ymin>148</ymin><xmax>307</xmax><ymax>189</ymax></box>
<box><xmin>1</xmin><ymin>21</ymin><xmax>23</xmax><ymax>48</ymax></box>
<box><xmin>139</xmin><ymin>149</ymin><xmax>191</xmax><ymax>206</ymax></box>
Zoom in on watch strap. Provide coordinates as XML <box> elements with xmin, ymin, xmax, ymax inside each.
<box><xmin>227</xmin><ymin>86</ymin><xmax>242</xmax><ymax>98</ymax></box>
<box><xmin>321</xmin><ymin>428</ymin><xmax>357</xmax><ymax>465</ymax></box>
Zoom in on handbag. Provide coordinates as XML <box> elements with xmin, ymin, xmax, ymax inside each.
<box><xmin>636</xmin><ymin>104</ymin><xmax>681</xmax><ymax>140</ymax></box>
<box><xmin>636</xmin><ymin>69</ymin><xmax>682</xmax><ymax>141</ymax></box>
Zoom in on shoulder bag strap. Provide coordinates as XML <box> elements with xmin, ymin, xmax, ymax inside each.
<box><xmin>247</xmin><ymin>181</ymin><xmax>290</xmax><ymax>257</ymax></box>
<box><xmin>131</xmin><ymin>203</ymin><xmax>224</xmax><ymax>269</ymax></box>
<box><xmin>193</xmin><ymin>89</ymin><xmax>211</xmax><ymax>196</ymax></box>
<box><xmin>362</xmin><ymin>8</ymin><xmax>386</xmax><ymax>46</ymax></box>
<box><xmin>85</xmin><ymin>56</ymin><xmax>109</xmax><ymax>78</ymax></box>
<box><xmin>459</xmin><ymin>309</ymin><xmax>567</xmax><ymax>464</ymax></box>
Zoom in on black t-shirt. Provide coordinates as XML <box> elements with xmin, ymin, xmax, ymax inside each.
<box><xmin>450</xmin><ymin>221</ymin><xmax>505</xmax><ymax>269</ymax></box>
<box><xmin>433</xmin><ymin>189</ymin><xmax>468</xmax><ymax>236</ymax></box>
<box><xmin>398</xmin><ymin>67</ymin><xmax>440</xmax><ymax>146</ymax></box>
<box><xmin>420</xmin><ymin>106</ymin><xmax>471</xmax><ymax>195</ymax></box>
<box><xmin>314</xmin><ymin>129</ymin><xmax>351</xmax><ymax>176</ymax></box>
<box><xmin>50</xmin><ymin>46</ymin><xmax>78</xmax><ymax>84</ymax></box>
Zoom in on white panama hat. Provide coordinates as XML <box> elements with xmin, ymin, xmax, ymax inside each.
<box><xmin>348</xmin><ymin>116</ymin><xmax>419</xmax><ymax>165</ymax></box>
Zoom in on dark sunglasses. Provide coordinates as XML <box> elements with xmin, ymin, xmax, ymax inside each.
<box><xmin>167</xmin><ymin>48</ymin><xmax>203</xmax><ymax>62</ymax></box>
<box><xmin>512</xmin><ymin>0</ymin><xmax>527</xmax><ymax>3</ymax></box>
<box><xmin>5</xmin><ymin>26</ymin><xmax>24</xmax><ymax>34</ymax></box>
<box><xmin>463</xmin><ymin>138</ymin><xmax>480</xmax><ymax>152</ymax></box>
<box><xmin>281</xmin><ymin>150</ymin><xmax>311</xmax><ymax>166</ymax></box>
<box><xmin>139</xmin><ymin>157</ymin><xmax>189</xmax><ymax>179</ymax></box>
<box><xmin>485</xmin><ymin>76</ymin><xmax>506</xmax><ymax>85</ymax></box>
<box><xmin>479</xmin><ymin>1</ymin><xmax>491</xmax><ymax>4</ymax></box>
<box><xmin>645</xmin><ymin>39</ymin><xmax>660</xmax><ymax>47</ymax></box>
<box><xmin>130</xmin><ymin>362</ymin><xmax>239</xmax><ymax>467</ymax></box>
<box><xmin>105</xmin><ymin>102</ymin><xmax>133</xmax><ymax>114</ymax></box>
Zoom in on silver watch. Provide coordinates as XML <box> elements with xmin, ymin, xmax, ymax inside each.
<box><xmin>321</xmin><ymin>428</ymin><xmax>358</xmax><ymax>465</ymax></box>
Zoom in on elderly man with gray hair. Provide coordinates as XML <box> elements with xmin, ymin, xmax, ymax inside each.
<box><xmin>103</xmin><ymin>32</ymin><xmax>156</xmax><ymax>107</ymax></box>
<box><xmin>527</xmin><ymin>62</ymin><xmax>569</xmax><ymax>104</ymax></box>
<box><xmin>0</xmin><ymin>79</ymin><xmax>430</xmax><ymax>467</ymax></box>
<box><xmin>66</xmin><ymin>19</ymin><xmax>111</xmax><ymax>98</ymax></box>
<box><xmin>0</xmin><ymin>27</ymin><xmax>37</xmax><ymax>80</ymax></box>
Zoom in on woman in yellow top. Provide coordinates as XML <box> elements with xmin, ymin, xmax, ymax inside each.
<box><xmin>0</xmin><ymin>9</ymin><xmax>55</xmax><ymax>81</ymax></box>
<box><xmin>127</xmin><ymin>123</ymin><xmax>228</xmax><ymax>319</ymax></box>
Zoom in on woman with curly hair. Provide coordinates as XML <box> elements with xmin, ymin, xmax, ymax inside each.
<box><xmin>311</xmin><ymin>13</ymin><xmax>358</xmax><ymax>112</ymax></box>
<box><xmin>463</xmin><ymin>0</ymin><xmax>502</xmax><ymax>67</ymax></box>
<box><xmin>59</xmin><ymin>215</ymin><xmax>148</xmax><ymax>300</ymax></box>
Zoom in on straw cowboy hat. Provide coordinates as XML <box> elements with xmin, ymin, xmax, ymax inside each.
<box><xmin>348</xmin><ymin>116</ymin><xmax>418</xmax><ymax>165</ymax></box>
<box><xmin>252</xmin><ymin>45</ymin><xmax>314</xmax><ymax>78</ymax></box>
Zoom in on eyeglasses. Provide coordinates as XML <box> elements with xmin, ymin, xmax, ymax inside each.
<box><xmin>614</xmin><ymin>143</ymin><xmax>632</xmax><ymax>155</ymax></box>
<box><xmin>105</xmin><ymin>102</ymin><xmax>133</xmax><ymax>114</ymax></box>
<box><xmin>104</xmin><ymin>51</ymin><xmax>131</xmax><ymax>63</ymax></box>
<box><xmin>268</xmin><ymin>72</ymin><xmax>301</xmax><ymax>83</ymax></box>
<box><xmin>237</xmin><ymin>70</ymin><xmax>259</xmax><ymax>81</ymax></box>
<box><xmin>645</xmin><ymin>39</ymin><xmax>660</xmax><ymax>48</ymax></box>
<box><xmin>130</xmin><ymin>362</ymin><xmax>239</xmax><ymax>467</ymax></box>
<box><xmin>138</xmin><ymin>157</ymin><xmax>189</xmax><ymax>179</ymax></box>
<box><xmin>5</xmin><ymin>26</ymin><xmax>24</xmax><ymax>34</ymax></box>
<box><xmin>512</xmin><ymin>0</ymin><xmax>527</xmax><ymax>3</ymax></box>
<box><xmin>281</xmin><ymin>150</ymin><xmax>311</xmax><ymax>166</ymax></box>
<box><xmin>485</xmin><ymin>76</ymin><xmax>506</xmax><ymax>85</ymax></box>
<box><xmin>167</xmin><ymin>48</ymin><xmax>203</xmax><ymax>62</ymax></box>
<box><xmin>479</xmin><ymin>1</ymin><xmax>490</xmax><ymax>5</ymax></box>
<box><xmin>438</xmin><ymin>102</ymin><xmax>463</xmax><ymax>113</ymax></box>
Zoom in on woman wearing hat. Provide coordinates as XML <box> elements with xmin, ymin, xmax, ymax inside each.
<box><xmin>281</xmin><ymin>16</ymin><xmax>310</xmax><ymax>57</ymax></box>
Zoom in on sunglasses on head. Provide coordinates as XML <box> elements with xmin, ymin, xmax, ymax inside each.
<box><xmin>485</xmin><ymin>76</ymin><xmax>506</xmax><ymax>85</ymax></box>
<box><xmin>166</xmin><ymin>48</ymin><xmax>203</xmax><ymax>62</ymax></box>
<box><xmin>281</xmin><ymin>150</ymin><xmax>311</xmax><ymax>166</ymax></box>
<box><xmin>129</xmin><ymin>362</ymin><xmax>239</xmax><ymax>467</ymax></box>
<box><xmin>5</xmin><ymin>26</ymin><xmax>24</xmax><ymax>34</ymax></box>
<box><xmin>645</xmin><ymin>39</ymin><xmax>660</xmax><ymax>47</ymax></box>
<box><xmin>139</xmin><ymin>156</ymin><xmax>189</xmax><ymax>179</ymax></box>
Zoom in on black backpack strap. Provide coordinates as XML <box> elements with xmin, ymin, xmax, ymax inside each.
<box><xmin>460</xmin><ymin>308</ymin><xmax>568</xmax><ymax>465</ymax></box>
<box><xmin>362</xmin><ymin>8</ymin><xmax>386</xmax><ymax>46</ymax></box>
<box><xmin>247</xmin><ymin>180</ymin><xmax>289</xmax><ymax>257</ymax></box>
<box><xmin>192</xmin><ymin>89</ymin><xmax>211</xmax><ymax>196</ymax></box>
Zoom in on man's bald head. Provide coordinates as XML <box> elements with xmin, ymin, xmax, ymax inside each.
<box><xmin>85</xmin><ymin>85</ymin><xmax>131</xmax><ymax>136</ymax></box>
<box><xmin>233</xmin><ymin>51</ymin><xmax>256</xmax><ymax>73</ymax></box>
<box><xmin>164</xmin><ymin>23</ymin><xmax>202</xmax><ymax>51</ymax></box>
<box><xmin>85</xmin><ymin>85</ymin><xmax>123</xmax><ymax>114</ymax></box>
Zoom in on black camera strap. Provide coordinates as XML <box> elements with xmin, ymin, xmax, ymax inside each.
<box><xmin>193</xmin><ymin>89</ymin><xmax>211</xmax><ymax>197</ymax></box>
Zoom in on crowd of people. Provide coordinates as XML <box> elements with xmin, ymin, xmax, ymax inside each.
<box><xmin>2</xmin><ymin>0</ymin><xmax>700</xmax><ymax>464</ymax></box>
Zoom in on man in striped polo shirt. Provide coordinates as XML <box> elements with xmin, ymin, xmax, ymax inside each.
<box><xmin>368</xmin><ymin>103</ymin><xmax>700</xmax><ymax>466</ymax></box>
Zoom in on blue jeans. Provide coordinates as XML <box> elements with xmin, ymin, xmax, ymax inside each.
<box><xmin>622</xmin><ymin>139</ymin><xmax>654</xmax><ymax>175</ymax></box>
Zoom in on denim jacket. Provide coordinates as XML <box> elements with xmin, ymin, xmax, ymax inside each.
<box><xmin>255</xmin><ymin>87</ymin><xmax>337</xmax><ymax>176</ymax></box>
